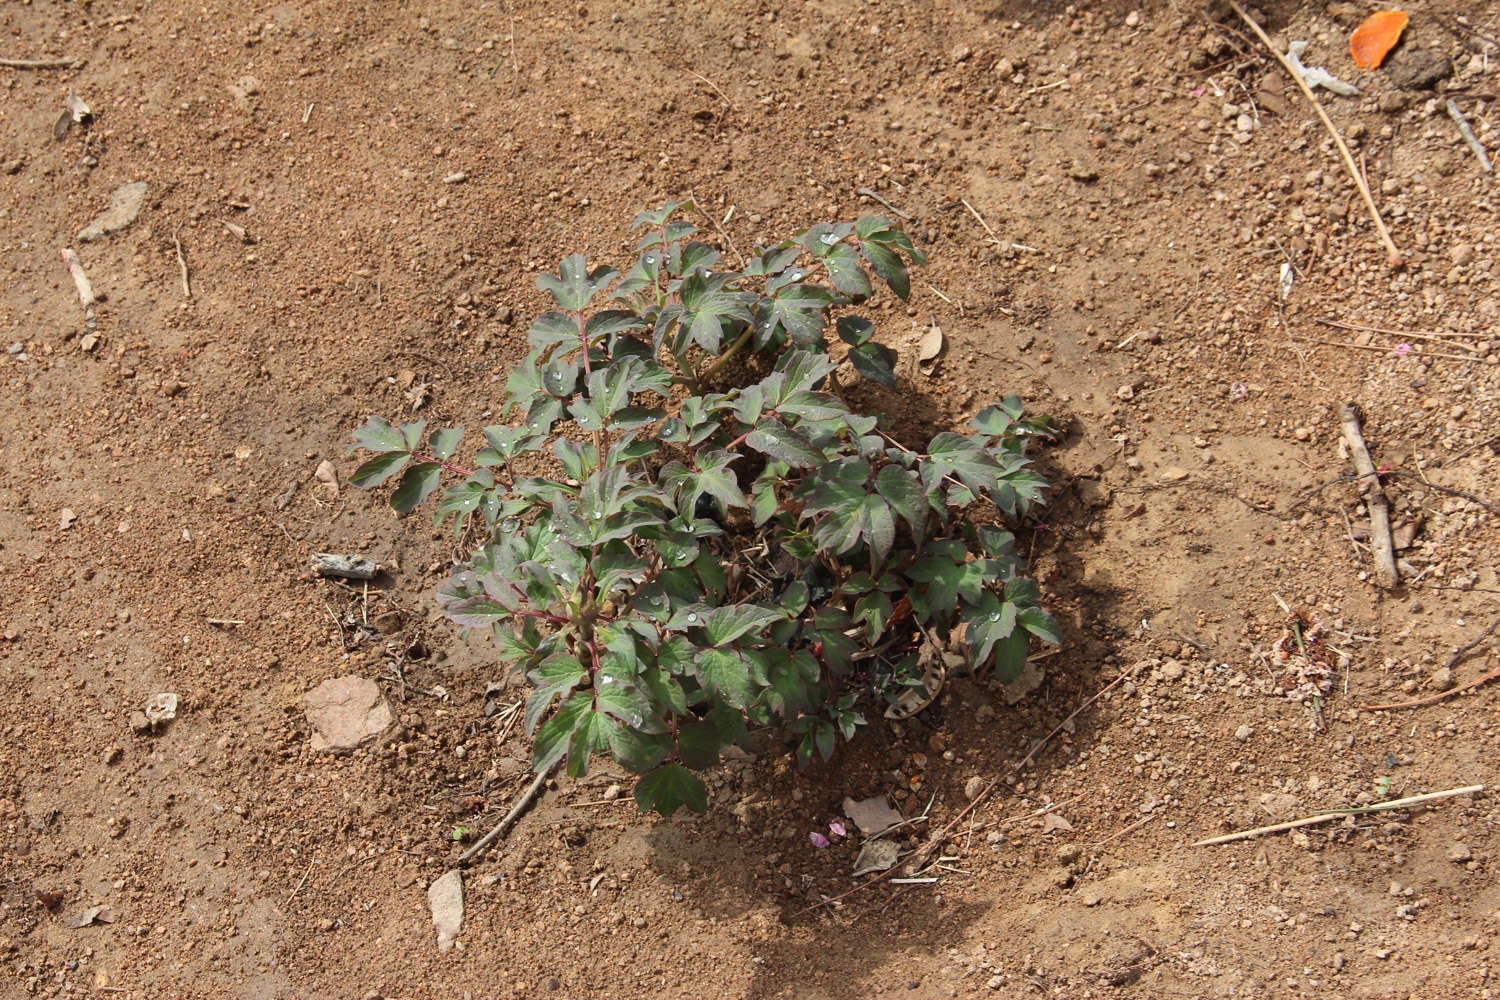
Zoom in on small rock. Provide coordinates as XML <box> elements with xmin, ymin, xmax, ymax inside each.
<box><xmin>1386</xmin><ymin>49</ymin><xmax>1451</xmax><ymax>91</ymax></box>
<box><xmin>1160</xmin><ymin>466</ymin><xmax>1189</xmax><ymax>483</ymax></box>
<box><xmin>428</xmin><ymin>870</ymin><xmax>463</xmax><ymax>953</ymax></box>
<box><xmin>951</xmin><ymin>44</ymin><xmax>972</xmax><ymax>63</ymax></box>
<box><xmin>128</xmin><ymin>711</ymin><xmax>151</xmax><ymax>735</ymax></box>
<box><xmin>963</xmin><ymin>776</ymin><xmax>988</xmax><ymax>802</ymax></box>
<box><xmin>305</xmin><ymin>676</ymin><xmax>394</xmax><ymax>751</ymax></box>
<box><xmin>1056</xmin><ymin>843</ymin><xmax>1082</xmax><ymax>865</ymax></box>
<box><xmin>161</xmin><ymin>379</ymin><xmax>184</xmax><ymax>398</ymax></box>
<box><xmin>995</xmin><ymin>57</ymin><xmax>1016</xmax><ymax>78</ymax></box>
<box><xmin>1430</xmin><ymin>667</ymin><xmax>1454</xmax><ymax>691</ymax></box>
<box><xmin>1447</xmin><ymin>843</ymin><xmax>1473</xmax><ymax>863</ymax></box>
<box><xmin>1160</xmin><ymin>659</ymin><xmax>1186</xmax><ymax>682</ymax></box>
<box><xmin>1234</xmin><ymin>724</ymin><xmax>1254</xmax><ymax>743</ymax></box>
<box><xmin>78</xmin><ymin>182</ymin><xmax>149</xmax><ymax>243</ymax></box>
<box><xmin>602</xmin><ymin>783</ymin><xmax>622</xmax><ymax>801</ymax></box>
<box><xmin>144</xmin><ymin>692</ymin><xmax>178</xmax><ymax>728</ymax></box>
<box><xmin>1125</xmin><ymin>10</ymin><xmax>1140</xmax><ymax>27</ymax></box>
<box><xmin>1115</xmin><ymin>384</ymin><xmax>1135</xmax><ymax>401</ymax></box>
<box><xmin>1080</xmin><ymin>890</ymin><xmax>1102</xmax><ymax>906</ymax></box>
<box><xmin>1450</xmin><ymin>245</ymin><xmax>1475</xmax><ymax>267</ymax></box>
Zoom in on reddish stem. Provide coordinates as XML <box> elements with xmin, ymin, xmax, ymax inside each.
<box><xmin>411</xmin><ymin>452</ymin><xmax>475</xmax><ymax>477</ymax></box>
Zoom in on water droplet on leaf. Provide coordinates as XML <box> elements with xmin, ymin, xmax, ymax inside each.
<box><xmin>819</xmin><ymin>233</ymin><xmax>838</xmax><ymax>245</ymax></box>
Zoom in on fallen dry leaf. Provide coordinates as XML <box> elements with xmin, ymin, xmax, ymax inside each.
<box><xmin>314</xmin><ymin>459</ymin><xmax>339</xmax><ymax>499</ymax></box>
<box><xmin>66</xmin><ymin>905</ymin><xmax>115</xmax><ymax>928</ymax></box>
<box><xmin>1042</xmin><ymin>812</ymin><xmax>1074</xmax><ymax>833</ymax></box>
<box><xmin>1350</xmin><ymin>11</ymin><xmax>1408</xmax><ymax>70</ymax></box>
<box><xmin>916</xmin><ymin>322</ymin><xmax>944</xmax><ymax>375</ymax></box>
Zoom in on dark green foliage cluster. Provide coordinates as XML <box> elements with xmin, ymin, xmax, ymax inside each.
<box><xmin>349</xmin><ymin>204</ymin><xmax>1057</xmax><ymax>815</ymax></box>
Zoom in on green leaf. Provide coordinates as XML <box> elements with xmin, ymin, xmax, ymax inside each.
<box><xmin>399</xmin><ymin>420</ymin><xmax>427</xmax><ymax>452</ymax></box>
<box><xmin>745</xmin><ymin>419</ymin><xmax>823</xmax><ymax>469</ymax></box>
<box><xmin>848</xmin><ymin>341</ymin><xmax>898</xmax><ymax>387</ymax></box>
<box><xmin>349</xmin><ymin>450</ymin><xmax>409</xmax><ymax>489</ymax></box>
<box><xmin>537</xmin><ymin>253</ymin><xmax>618</xmax><ymax>312</ymax></box>
<box><xmin>350</xmin><ymin>415</ymin><xmax>407</xmax><ymax>454</ymax></box>
<box><xmin>565</xmin><ymin>704</ymin><xmax>616</xmax><ymax>778</ymax></box>
<box><xmin>853</xmin><ymin>590</ymin><xmax>892</xmax><ymax>643</ymax></box>
<box><xmin>908</xmin><ymin>554</ymin><xmax>964</xmax><ymax>615</ymax></box>
<box><xmin>990</xmin><ymin>629</ymin><xmax>1029</xmax><ymax>683</ymax></box>
<box><xmin>836</xmin><ymin>315</ymin><xmax>875</xmax><ymax>347</ymax></box>
<box><xmin>861</xmin><ymin>495</ymin><xmax>896</xmax><ymax>562</ymax></box>
<box><xmin>695</xmin><ymin>647</ymin><xmax>757</xmax><ymax>709</ymax></box>
<box><xmin>824</xmin><ymin>242</ymin><xmax>872</xmax><ymax>297</ymax></box>
<box><xmin>964</xmin><ymin>592</ymin><xmax>1017</xmax><ymax>669</ymax></box>
<box><xmin>443</xmin><ymin>594</ymin><xmax>517</xmax><ymax>628</ymax></box>
<box><xmin>632</xmin><ymin>201</ymin><xmax>691</xmax><ymax>230</ymax></box>
<box><xmin>1017</xmin><ymin>606</ymin><xmax>1061</xmax><ymax>644</ymax></box>
<box><xmin>428</xmin><ymin>427</ymin><xmax>463</xmax><ymax>461</ymax></box>
<box><xmin>642</xmin><ymin>664</ymin><xmax>688</xmax><ymax>715</ymax></box>
<box><xmin>391</xmin><ymin>462</ymin><xmax>442</xmax><ymax>513</ymax></box>
<box><xmin>814</xmin><ymin>718</ymin><xmax>836</xmax><ymax>761</ymax></box>
<box><xmin>875</xmin><ymin>464</ymin><xmax>926</xmax><ymax>533</ymax></box>
<box><xmin>776</xmin><ymin>390</ymin><xmax>847</xmax><ymax>423</ymax></box>
<box><xmin>699</xmin><ymin>605</ymin><xmax>784</xmax><ymax>646</ymax></box>
<box><xmin>859</xmin><ymin>241</ymin><xmax>909</xmax><ymax>299</ymax></box>
<box><xmin>528</xmin><ymin>311</ymin><xmax>577</xmax><ymax>352</ymax></box>
<box><xmin>925</xmin><ymin>432</ymin><xmax>1004</xmax><ymax>498</ymax></box>
<box><xmin>656</xmin><ymin>635</ymin><xmax>697</xmax><ymax>676</ymax></box>
<box><xmin>634</xmin><ymin>763</ymin><xmax>708</xmax><ymax>816</ymax></box>
<box><xmin>531</xmin><ymin>688</ymin><xmax>593</xmax><ymax>773</ymax></box>
<box><xmin>766</xmin><ymin>283</ymin><xmax>836</xmax><ymax>347</ymax></box>
<box><xmin>676</xmin><ymin>720</ymin><xmax>722</xmax><ymax>769</ymax></box>
<box><xmin>596</xmin><ymin>678</ymin><xmax>657</xmax><ymax>731</ymax></box>
<box><xmin>525</xmin><ymin>653</ymin><xmax>588</xmax><ymax>735</ymax></box>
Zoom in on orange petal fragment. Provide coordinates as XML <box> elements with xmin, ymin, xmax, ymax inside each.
<box><xmin>1350</xmin><ymin>11</ymin><xmax>1409</xmax><ymax>70</ymax></box>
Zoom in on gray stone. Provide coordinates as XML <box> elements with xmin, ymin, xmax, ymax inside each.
<box><xmin>1386</xmin><ymin>50</ymin><xmax>1451</xmax><ymax>91</ymax></box>
<box><xmin>78</xmin><ymin>182</ymin><xmax>149</xmax><ymax>242</ymax></box>
<box><xmin>305</xmin><ymin>676</ymin><xmax>393</xmax><ymax>751</ymax></box>
<box><xmin>428</xmin><ymin>870</ymin><xmax>463</xmax><ymax>953</ymax></box>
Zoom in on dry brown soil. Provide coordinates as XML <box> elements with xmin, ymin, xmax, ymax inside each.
<box><xmin>3</xmin><ymin>1</ymin><xmax>1500</xmax><ymax>998</ymax></box>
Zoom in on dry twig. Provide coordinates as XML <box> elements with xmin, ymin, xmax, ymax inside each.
<box><xmin>1361</xmin><ymin>616</ymin><xmax>1500</xmax><ymax>711</ymax></box>
<box><xmin>0</xmin><ymin>56</ymin><xmax>80</xmax><ymax>69</ymax></box>
<box><xmin>1193</xmin><ymin>785</ymin><xmax>1484</xmax><ymax>846</ymax></box>
<box><xmin>1228</xmin><ymin>1</ymin><xmax>1402</xmax><ymax>268</ymax></box>
<box><xmin>173</xmin><ymin>234</ymin><xmax>191</xmax><ymax>299</ymax></box>
<box><xmin>457</xmin><ymin>760</ymin><xmax>561</xmax><ymax>865</ymax></box>
<box><xmin>854</xmin><ymin>186</ymin><xmax>911</xmax><ymax>220</ymax></box>
<box><xmin>1446</xmin><ymin>99</ymin><xmax>1494</xmax><ymax>173</ymax></box>
<box><xmin>1338</xmin><ymin>402</ymin><xmax>1399</xmax><ymax>589</ymax></box>
<box><xmin>1295</xmin><ymin>336</ymin><xmax>1478</xmax><ymax>362</ymax></box>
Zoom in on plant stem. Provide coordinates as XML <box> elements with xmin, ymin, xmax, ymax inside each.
<box><xmin>672</xmin><ymin>347</ymin><xmax>701</xmax><ymax>394</ymax></box>
<box><xmin>412</xmin><ymin>452</ymin><xmax>475</xmax><ymax>477</ymax></box>
<box><xmin>698</xmin><ymin>325</ymin><xmax>755</xmax><ymax>385</ymax></box>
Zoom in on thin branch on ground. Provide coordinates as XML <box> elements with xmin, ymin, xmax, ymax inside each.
<box><xmin>457</xmin><ymin>760</ymin><xmax>562</xmax><ymax>865</ymax></box>
<box><xmin>1338</xmin><ymin>403</ymin><xmax>1399</xmax><ymax>588</ymax></box>
<box><xmin>1360</xmin><ymin>616</ymin><xmax>1500</xmax><ymax>711</ymax></box>
<box><xmin>1228</xmin><ymin>1</ymin><xmax>1402</xmax><ymax>268</ymax></box>
<box><xmin>0</xmin><ymin>55</ymin><xmax>80</xmax><ymax>68</ymax></box>
<box><xmin>1193</xmin><ymin>784</ymin><xmax>1485</xmax><ymax>846</ymax></box>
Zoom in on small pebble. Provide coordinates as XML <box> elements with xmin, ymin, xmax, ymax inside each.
<box><xmin>1234</xmin><ymin>724</ymin><xmax>1254</xmax><ymax>743</ymax></box>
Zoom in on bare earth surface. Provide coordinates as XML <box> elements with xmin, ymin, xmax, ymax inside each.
<box><xmin>3</xmin><ymin>1</ymin><xmax>1499</xmax><ymax>997</ymax></box>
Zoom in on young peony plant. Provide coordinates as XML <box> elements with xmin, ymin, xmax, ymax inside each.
<box><xmin>349</xmin><ymin>204</ymin><xmax>1058</xmax><ymax>815</ymax></box>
